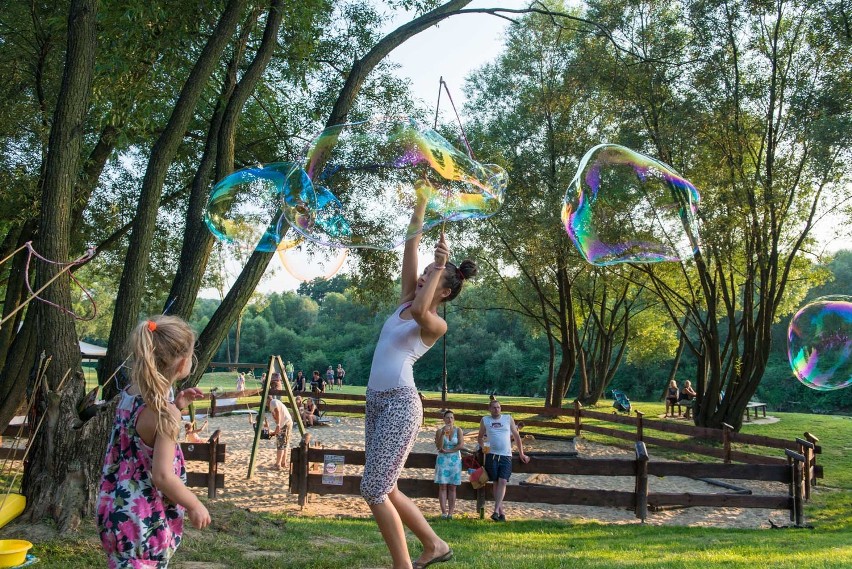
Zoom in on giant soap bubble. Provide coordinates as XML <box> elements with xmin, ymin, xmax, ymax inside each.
<box><xmin>562</xmin><ymin>144</ymin><xmax>700</xmax><ymax>265</ymax></box>
<box><xmin>787</xmin><ymin>296</ymin><xmax>852</xmax><ymax>391</ymax></box>
<box><xmin>205</xmin><ymin>162</ymin><xmax>310</xmax><ymax>253</ymax></box>
<box><xmin>277</xmin><ymin>240</ymin><xmax>349</xmax><ymax>282</ymax></box>
<box><xmin>290</xmin><ymin>117</ymin><xmax>507</xmax><ymax>249</ymax></box>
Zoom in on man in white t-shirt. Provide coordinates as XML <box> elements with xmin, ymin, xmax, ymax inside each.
<box><xmin>477</xmin><ymin>399</ymin><xmax>529</xmax><ymax>521</ymax></box>
<box><xmin>268</xmin><ymin>395</ymin><xmax>293</xmax><ymax>471</ymax></box>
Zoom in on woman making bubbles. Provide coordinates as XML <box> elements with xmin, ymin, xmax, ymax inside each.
<box><xmin>361</xmin><ymin>191</ymin><xmax>477</xmax><ymax>569</ymax></box>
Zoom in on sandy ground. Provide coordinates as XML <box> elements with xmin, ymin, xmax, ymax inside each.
<box><xmin>186</xmin><ymin>412</ymin><xmax>791</xmax><ymax>529</ymax></box>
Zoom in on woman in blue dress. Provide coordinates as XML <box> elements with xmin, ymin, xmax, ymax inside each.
<box><xmin>434</xmin><ymin>410</ymin><xmax>464</xmax><ymax>519</ymax></box>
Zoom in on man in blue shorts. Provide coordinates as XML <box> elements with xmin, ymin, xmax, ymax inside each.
<box><xmin>477</xmin><ymin>399</ymin><xmax>530</xmax><ymax>521</ymax></box>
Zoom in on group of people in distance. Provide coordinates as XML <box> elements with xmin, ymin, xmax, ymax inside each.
<box><xmin>291</xmin><ymin>364</ymin><xmax>345</xmax><ymax>393</ymax></box>
<box><xmin>663</xmin><ymin>379</ymin><xmax>698</xmax><ymax>418</ymax></box>
<box><xmin>233</xmin><ymin>362</ymin><xmax>346</xmax><ymax>397</ymax></box>
<box><xmin>294</xmin><ymin>394</ymin><xmax>321</xmax><ymax>427</ymax></box>
<box><xmin>95</xmin><ymin>193</ymin><xmax>489</xmax><ymax>568</ymax></box>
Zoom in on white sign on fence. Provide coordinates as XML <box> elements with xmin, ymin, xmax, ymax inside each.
<box><xmin>322</xmin><ymin>454</ymin><xmax>344</xmax><ymax>485</ymax></box>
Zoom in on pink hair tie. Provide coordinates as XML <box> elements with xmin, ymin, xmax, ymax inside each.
<box><xmin>455</xmin><ymin>266</ymin><xmax>465</xmax><ymax>281</ymax></box>
<box><xmin>147</xmin><ymin>320</ymin><xmax>157</xmax><ymax>332</ymax></box>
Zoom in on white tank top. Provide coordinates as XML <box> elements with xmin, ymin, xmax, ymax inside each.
<box><xmin>482</xmin><ymin>414</ymin><xmax>513</xmax><ymax>456</ymax></box>
<box><xmin>367</xmin><ymin>303</ymin><xmax>432</xmax><ymax>391</ymax></box>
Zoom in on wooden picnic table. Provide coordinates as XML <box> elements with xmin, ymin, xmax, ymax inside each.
<box><xmin>744</xmin><ymin>402</ymin><xmax>767</xmax><ymax>421</ymax></box>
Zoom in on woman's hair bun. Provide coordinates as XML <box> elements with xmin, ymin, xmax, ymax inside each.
<box><xmin>458</xmin><ymin>259</ymin><xmax>478</xmax><ymax>280</ymax></box>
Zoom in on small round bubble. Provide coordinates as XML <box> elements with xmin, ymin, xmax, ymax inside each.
<box><xmin>787</xmin><ymin>296</ymin><xmax>852</xmax><ymax>391</ymax></box>
<box><xmin>562</xmin><ymin>144</ymin><xmax>700</xmax><ymax>265</ymax></box>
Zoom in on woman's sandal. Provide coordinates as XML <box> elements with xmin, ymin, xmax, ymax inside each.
<box><xmin>412</xmin><ymin>549</ymin><xmax>453</xmax><ymax>569</ymax></box>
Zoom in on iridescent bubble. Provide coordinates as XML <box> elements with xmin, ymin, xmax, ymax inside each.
<box><xmin>205</xmin><ymin>162</ymin><xmax>309</xmax><ymax>252</ymax></box>
<box><xmin>787</xmin><ymin>296</ymin><xmax>852</xmax><ymax>391</ymax></box>
<box><xmin>277</xmin><ymin>239</ymin><xmax>349</xmax><ymax>282</ymax></box>
<box><xmin>290</xmin><ymin>117</ymin><xmax>507</xmax><ymax>249</ymax></box>
<box><xmin>562</xmin><ymin>144</ymin><xmax>700</xmax><ymax>265</ymax></box>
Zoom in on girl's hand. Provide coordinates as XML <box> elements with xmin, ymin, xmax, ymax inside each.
<box><xmin>188</xmin><ymin>503</ymin><xmax>211</xmax><ymax>529</ymax></box>
<box><xmin>414</xmin><ymin>178</ymin><xmax>437</xmax><ymax>205</ymax></box>
<box><xmin>434</xmin><ymin>233</ymin><xmax>450</xmax><ymax>267</ymax></box>
<box><xmin>174</xmin><ymin>387</ymin><xmax>204</xmax><ymax>410</ymax></box>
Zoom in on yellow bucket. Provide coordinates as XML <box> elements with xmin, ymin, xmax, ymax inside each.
<box><xmin>0</xmin><ymin>539</ymin><xmax>32</xmax><ymax>568</ymax></box>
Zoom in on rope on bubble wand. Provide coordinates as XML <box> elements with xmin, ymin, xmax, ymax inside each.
<box><xmin>432</xmin><ymin>77</ymin><xmax>476</xmax><ymax>236</ymax></box>
<box><xmin>0</xmin><ymin>242</ymin><xmax>98</xmax><ymax>328</ymax></box>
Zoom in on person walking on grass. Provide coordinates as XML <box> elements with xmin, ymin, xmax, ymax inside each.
<box><xmin>361</xmin><ymin>189</ymin><xmax>477</xmax><ymax>569</ymax></box>
<box><xmin>478</xmin><ymin>399</ymin><xmax>530</xmax><ymax>522</ymax></box>
<box><xmin>97</xmin><ymin>316</ymin><xmax>210</xmax><ymax>568</ymax></box>
<box><xmin>336</xmin><ymin>363</ymin><xmax>346</xmax><ymax>390</ymax></box>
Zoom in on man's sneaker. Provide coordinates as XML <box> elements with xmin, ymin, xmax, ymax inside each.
<box><xmin>498</xmin><ymin>513</ymin><xmax>506</xmax><ymax>522</ymax></box>
<box><xmin>491</xmin><ymin>512</ymin><xmax>500</xmax><ymax>521</ymax></box>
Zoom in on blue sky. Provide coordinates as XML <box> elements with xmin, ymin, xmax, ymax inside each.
<box><xmin>383</xmin><ymin>1</ymin><xmax>513</xmax><ymax>113</ymax></box>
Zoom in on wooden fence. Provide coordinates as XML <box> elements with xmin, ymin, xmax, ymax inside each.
<box><xmin>278</xmin><ymin>391</ymin><xmax>823</xmax><ymax>494</ymax></box>
<box><xmin>288</xmin><ymin>437</ymin><xmax>811</xmax><ymax>525</ymax></box>
<box><xmin>180</xmin><ymin>429</ymin><xmax>226</xmax><ymax>498</ymax></box>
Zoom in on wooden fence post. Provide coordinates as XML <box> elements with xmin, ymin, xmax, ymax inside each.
<box><xmin>785</xmin><ymin>449</ymin><xmax>806</xmax><ymax>526</ymax></box>
<box><xmin>477</xmin><ymin>447</ymin><xmax>485</xmax><ymax>519</ymax></box>
<box><xmin>419</xmin><ymin>392</ymin><xmax>426</xmax><ymax>427</ymax></box>
<box><xmin>634</xmin><ymin>441</ymin><xmax>649</xmax><ymax>522</ymax></box>
<box><xmin>210</xmin><ymin>391</ymin><xmax>217</xmax><ymax>418</ymax></box>
<box><xmin>795</xmin><ymin>437</ymin><xmax>815</xmax><ymax>500</ymax></box>
<box><xmin>794</xmin><ymin>458</ymin><xmax>805</xmax><ymax>527</ymax></box>
<box><xmin>574</xmin><ymin>400</ymin><xmax>582</xmax><ymax>438</ymax></box>
<box><xmin>635</xmin><ymin>411</ymin><xmax>644</xmax><ymax>442</ymax></box>
<box><xmin>722</xmin><ymin>423</ymin><xmax>733</xmax><ymax>464</ymax></box>
<box><xmin>804</xmin><ymin>432</ymin><xmax>819</xmax><ymax>488</ymax></box>
<box><xmin>207</xmin><ymin>430</ymin><xmax>220</xmax><ymax>499</ymax></box>
<box><xmin>297</xmin><ymin>433</ymin><xmax>312</xmax><ymax>508</ymax></box>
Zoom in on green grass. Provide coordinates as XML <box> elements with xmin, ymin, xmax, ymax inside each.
<box><xmin>5</xmin><ymin>384</ymin><xmax>852</xmax><ymax>568</ymax></box>
<box><xmin>9</xmin><ymin>500</ymin><xmax>852</xmax><ymax>568</ymax></box>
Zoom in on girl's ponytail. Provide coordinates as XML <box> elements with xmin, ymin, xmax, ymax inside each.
<box><xmin>128</xmin><ymin>316</ymin><xmax>195</xmax><ymax>442</ymax></box>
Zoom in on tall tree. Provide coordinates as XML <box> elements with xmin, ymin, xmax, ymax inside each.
<box><xmin>585</xmin><ymin>0</ymin><xmax>852</xmax><ymax>427</ymax></box>
<box><xmin>464</xmin><ymin>5</ymin><xmax>615</xmax><ymax>407</ymax></box>
<box><xmin>20</xmin><ymin>0</ymin><xmax>115</xmax><ymax>531</ymax></box>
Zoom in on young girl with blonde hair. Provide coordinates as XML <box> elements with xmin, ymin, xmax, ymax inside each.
<box><xmin>97</xmin><ymin>315</ymin><xmax>210</xmax><ymax>568</ymax></box>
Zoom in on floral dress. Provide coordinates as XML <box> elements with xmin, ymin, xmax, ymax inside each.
<box><xmin>434</xmin><ymin>428</ymin><xmax>462</xmax><ymax>485</ymax></box>
<box><xmin>97</xmin><ymin>389</ymin><xmax>187</xmax><ymax>568</ymax></box>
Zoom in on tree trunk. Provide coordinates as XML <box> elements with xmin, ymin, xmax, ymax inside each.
<box><xmin>101</xmin><ymin>0</ymin><xmax>247</xmax><ymax>396</ymax></box>
<box><xmin>167</xmin><ymin>5</ymin><xmax>263</xmax><ymax>320</ymax></box>
<box><xmin>0</xmin><ymin>317</ymin><xmax>37</xmax><ymax>433</ymax></box>
<box><xmin>21</xmin><ymin>0</ymin><xmax>106</xmax><ymax>531</ymax></box>
<box><xmin>0</xmin><ymin>222</ymin><xmax>30</xmax><ymax>372</ymax></box>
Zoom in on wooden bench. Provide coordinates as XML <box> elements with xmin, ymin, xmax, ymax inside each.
<box><xmin>180</xmin><ymin>429</ymin><xmax>225</xmax><ymax>498</ymax></box>
<box><xmin>744</xmin><ymin>402</ymin><xmax>767</xmax><ymax>422</ymax></box>
<box><xmin>674</xmin><ymin>399</ymin><xmax>694</xmax><ymax>417</ymax></box>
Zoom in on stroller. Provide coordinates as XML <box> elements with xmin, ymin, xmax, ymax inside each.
<box><xmin>611</xmin><ymin>389</ymin><xmax>632</xmax><ymax>414</ymax></box>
